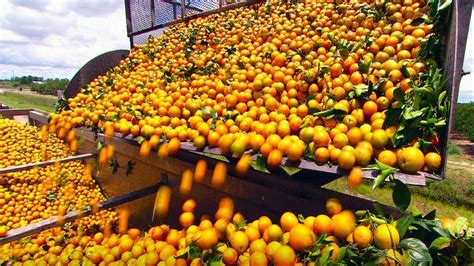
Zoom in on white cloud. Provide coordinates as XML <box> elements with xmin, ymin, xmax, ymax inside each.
<box><xmin>0</xmin><ymin>0</ymin><xmax>129</xmax><ymax>79</ymax></box>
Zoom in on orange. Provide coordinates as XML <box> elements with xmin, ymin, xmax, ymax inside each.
<box><xmin>384</xmin><ymin>249</ymin><xmax>404</xmax><ymax>266</ymax></box>
<box><xmin>229</xmin><ymin>231</ymin><xmax>249</xmax><ymax>254</ymax></box>
<box><xmin>331</xmin><ymin>213</ymin><xmax>356</xmax><ymax>240</ymax></box>
<box><xmin>211</xmin><ymin>162</ymin><xmax>227</xmax><ymax>187</ymax></box>
<box><xmin>338</xmin><ymin>150</ymin><xmax>356</xmax><ymax>170</ymax></box>
<box><xmin>424</xmin><ymin>152</ymin><xmax>441</xmax><ymax>172</ymax></box>
<box><xmin>249</xmin><ymin>251</ymin><xmax>268</xmax><ymax>266</ymax></box>
<box><xmin>348</xmin><ymin>167</ymin><xmax>364</xmax><ymax>187</ymax></box>
<box><xmin>182</xmin><ymin>198</ymin><xmax>197</xmax><ymax>212</ymax></box>
<box><xmin>352</xmin><ymin>226</ymin><xmax>373</xmax><ymax>248</ymax></box>
<box><xmin>258</xmin><ymin>216</ymin><xmax>272</xmax><ymax>235</ymax></box>
<box><xmin>370</xmin><ymin>129</ymin><xmax>389</xmax><ymax>149</ymax></box>
<box><xmin>179</xmin><ymin>212</ymin><xmax>195</xmax><ymax>228</ymax></box>
<box><xmin>397</xmin><ymin>147</ymin><xmax>425</xmax><ymax>174</ymax></box>
<box><xmin>354</xmin><ymin>147</ymin><xmax>372</xmax><ymax>166</ymax></box>
<box><xmin>313</xmin><ymin>130</ymin><xmax>331</xmax><ymax>148</ymax></box>
<box><xmin>273</xmin><ymin>245</ymin><xmax>296</xmax><ymax>266</ymax></box>
<box><xmin>378</xmin><ymin>150</ymin><xmax>397</xmax><ymax>167</ymax></box>
<box><xmin>267</xmin><ymin>149</ymin><xmax>283</xmax><ymax>169</ymax></box>
<box><xmin>197</xmin><ymin>228</ymin><xmax>219</xmax><ymax>250</ymax></box>
<box><xmin>325</xmin><ymin>198</ymin><xmax>342</xmax><ymax>217</ymax></box>
<box><xmin>280</xmin><ymin>212</ymin><xmax>299</xmax><ymax>232</ymax></box>
<box><xmin>0</xmin><ymin>225</ymin><xmax>7</xmax><ymax>237</ymax></box>
<box><xmin>313</xmin><ymin>214</ymin><xmax>333</xmax><ymax>235</ymax></box>
<box><xmin>347</xmin><ymin>127</ymin><xmax>363</xmax><ymax>145</ymax></box>
<box><xmin>315</xmin><ymin>147</ymin><xmax>330</xmax><ymax>164</ymax></box>
<box><xmin>236</xmin><ymin>154</ymin><xmax>252</xmax><ymax>176</ymax></box>
<box><xmin>288</xmin><ymin>224</ymin><xmax>315</xmax><ymax>251</ymax></box>
<box><xmin>263</xmin><ymin>224</ymin><xmax>283</xmax><ymax>243</ymax></box>
<box><xmin>374</xmin><ymin>224</ymin><xmax>400</xmax><ymax>249</ymax></box>
<box><xmin>194</xmin><ymin>160</ymin><xmax>207</xmax><ymax>182</ymax></box>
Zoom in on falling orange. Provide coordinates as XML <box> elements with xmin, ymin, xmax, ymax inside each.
<box><xmin>154</xmin><ymin>185</ymin><xmax>172</xmax><ymax>218</ymax></box>
<box><xmin>212</xmin><ymin>162</ymin><xmax>227</xmax><ymax>187</ymax></box>
<box><xmin>180</xmin><ymin>169</ymin><xmax>193</xmax><ymax>195</ymax></box>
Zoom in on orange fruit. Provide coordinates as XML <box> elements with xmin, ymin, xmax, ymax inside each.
<box><xmin>384</xmin><ymin>249</ymin><xmax>404</xmax><ymax>266</ymax></box>
<box><xmin>321</xmin><ymin>243</ymin><xmax>340</xmax><ymax>261</ymax></box>
<box><xmin>424</xmin><ymin>152</ymin><xmax>441</xmax><ymax>172</ymax></box>
<box><xmin>313</xmin><ymin>214</ymin><xmax>333</xmax><ymax>235</ymax></box>
<box><xmin>353</xmin><ymin>226</ymin><xmax>373</xmax><ymax>248</ymax></box>
<box><xmin>229</xmin><ymin>231</ymin><xmax>249</xmax><ymax>254</ymax></box>
<box><xmin>397</xmin><ymin>147</ymin><xmax>425</xmax><ymax>174</ymax></box>
<box><xmin>249</xmin><ymin>251</ymin><xmax>268</xmax><ymax>266</ymax></box>
<box><xmin>315</xmin><ymin>147</ymin><xmax>330</xmax><ymax>164</ymax></box>
<box><xmin>374</xmin><ymin>224</ymin><xmax>400</xmax><ymax>249</ymax></box>
<box><xmin>197</xmin><ymin>228</ymin><xmax>219</xmax><ymax>250</ymax></box>
<box><xmin>280</xmin><ymin>212</ymin><xmax>299</xmax><ymax>232</ymax></box>
<box><xmin>338</xmin><ymin>150</ymin><xmax>356</xmax><ymax>170</ymax></box>
<box><xmin>331</xmin><ymin>213</ymin><xmax>356</xmax><ymax>240</ymax></box>
<box><xmin>273</xmin><ymin>245</ymin><xmax>296</xmax><ymax>266</ymax></box>
<box><xmin>378</xmin><ymin>150</ymin><xmax>397</xmax><ymax>167</ymax></box>
<box><xmin>179</xmin><ymin>212</ymin><xmax>195</xmax><ymax>228</ymax></box>
<box><xmin>288</xmin><ymin>224</ymin><xmax>315</xmax><ymax>251</ymax></box>
<box><xmin>348</xmin><ymin>167</ymin><xmax>364</xmax><ymax>187</ymax></box>
<box><xmin>370</xmin><ymin>129</ymin><xmax>388</xmax><ymax>149</ymax></box>
<box><xmin>325</xmin><ymin>198</ymin><xmax>342</xmax><ymax>217</ymax></box>
<box><xmin>267</xmin><ymin>149</ymin><xmax>283</xmax><ymax>168</ymax></box>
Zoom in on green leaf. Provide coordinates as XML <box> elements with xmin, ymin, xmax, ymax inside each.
<box><xmin>126</xmin><ymin>160</ymin><xmax>135</xmax><ymax>176</ymax></box>
<box><xmin>188</xmin><ymin>242</ymin><xmax>201</xmax><ymax>259</ymax></box>
<box><xmin>392</xmin><ymin>179</ymin><xmax>411</xmax><ymax>212</ymax></box>
<box><xmin>454</xmin><ymin>216</ymin><xmax>468</xmax><ymax>235</ymax></box>
<box><xmin>250</xmin><ymin>156</ymin><xmax>270</xmax><ymax>174</ymax></box>
<box><xmin>298</xmin><ymin>214</ymin><xmax>305</xmax><ymax>223</ymax></box>
<box><xmin>399</xmin><ymin>238</ymin><xmax>432</xmax><ymax>263</ymax></box>
<box><xmin>429</xmin><ymin>237</ymin><xmax>451</xmax><ymax>250</ymax></box>
<box><xmin>280</xmin><ymin>166</ymin><xmax>302</xmax><ymax>176</ymax></box>
<box><xmin>96</xmin><ymin>140</ymin><xmax>105</xmax><ymax>151</ymax></box>
<box><xmin>313</xmin><ymin>108</ymin><xmax>347</xmax><ymax>119</ymax></box>
<box><xmin>393</xmin><ymin>88</ymin><xmax>406</xmax><ymax>103</ymax></box>
<box><xmin>383</xmin><ymin>107</ymin><xmax>402</xmax><ymax>128</ymax></box>
<box><xmin>411</xmin><ymin>17</ymin><xmax>428</xmax><ymax>26</ymax></box>
<box><xmin>396</xmin><ymin>215</ymin><xmax>415</xmax><ymax>238</ymax></box>
<box><xmin>203</xmin><ymin>153</ymin><xmax>230</xmax><ymax>163</ymax></box>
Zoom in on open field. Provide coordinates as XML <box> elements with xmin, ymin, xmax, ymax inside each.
<box><xmin>0</xmin><ymin>90</ymin><xmax>56</xmax><ymax>113</ymax></box>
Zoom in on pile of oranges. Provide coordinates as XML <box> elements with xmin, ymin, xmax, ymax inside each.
<box><xmin>49</xmin><ymin>0</ymin><xmax>444</xmax><ymax>174</ymax></box>
<box><xmin>1</xmin><ymin>196</ymin><xmax>468</xmax><ymax>265</ymax></box>
<box><xmin>0</xmin><ymin>119</ymin><xmax>117</xmax><ymax>231</ymax></box>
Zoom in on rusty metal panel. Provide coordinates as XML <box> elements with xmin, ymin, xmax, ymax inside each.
<box><xmin>63</xmin><ymin>50</ymin><xmax>130</xmax><ymax>99</ymax></box>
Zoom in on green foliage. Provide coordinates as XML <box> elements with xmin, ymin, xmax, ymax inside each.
<box><xmin>10</xmin><ymin>75</ymin><xmax>42</xmax><ymax>85</ymax></box>
<box><xmin>31</xmin><ymin>78</ymin><xmax>69</xmax><ymax>95</ymax></box>
<box><xmin>447</xmin><ymin>143</ymin><xmax>460</xmax><ymax>155</ymax></box>
<box><xmin>454</xmin><ymin>102</ymin><xmax>474</xmax><ymax>141</ymax></box>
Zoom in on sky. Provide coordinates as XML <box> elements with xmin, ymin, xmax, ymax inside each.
<box><xmin>0</xmin><ymin>0</ymin><xmax>472</xmax><ymax>102</ymax></box>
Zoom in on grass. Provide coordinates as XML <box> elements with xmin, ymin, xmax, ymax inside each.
<box><xmin>448</xmin><ymin>143</ymin><xmax>461</xmax><ymax>155</ymax></box>
<box><xmin>0</xmin><ymin>90</ymin><xmax>56</xmax><ymax>113</ymax></box>
<box><xmin>324</xmin><ymin>152</ymin><xmax>474</xmax><ymax>221</ymax></box>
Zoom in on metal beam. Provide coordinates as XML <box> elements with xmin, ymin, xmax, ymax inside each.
<box><xmin>0</xmin><ymin>182</ymin><xmax>163</xmax><ymax>245</ymax></box>
<box><xmin>0</xmin><ymin>153</ymin><xmax>95</xmax><ymax>174</ymax></box>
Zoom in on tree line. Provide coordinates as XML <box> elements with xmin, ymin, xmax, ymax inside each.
<box><xmin>8</xmin><ymin>76</ymin><xmax>70</xmax><ymax>96</ymax></box>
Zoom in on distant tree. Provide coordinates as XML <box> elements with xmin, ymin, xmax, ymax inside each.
<box><xmin>31</xmin><ymin>78</ymin><xmax>70</xmax><ymax>95</ymax></box>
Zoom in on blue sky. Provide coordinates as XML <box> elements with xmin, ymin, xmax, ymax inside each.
<box><xmin>0</xmin><ymin>0</ymin><xmax>472</xmax><ymax>103</ymax></box>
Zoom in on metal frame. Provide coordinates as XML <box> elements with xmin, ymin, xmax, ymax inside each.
<box><xmin>124</xmin><ymin>0</ymin><xmax>263</xmax><ymax>46</ymax></box>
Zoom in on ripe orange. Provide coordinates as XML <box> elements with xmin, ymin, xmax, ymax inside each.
<box><xmin>353</xmin><ymin>226</ymin><xmax>373</xmax><ymax>248</ymax></box>
<box><xmin>197</xmin><ymin>228</ymin><xmax>219</xmax><ymax>250</ymax></box>
<box><xmin>249</xmin><ymin>251</ymin><xmax>268</xmax><ymax>266</ymax></box>
<box><xmin>331</xmin><ymin>213</ymin><xmax>356</xmax><ymax>240</ymax></box>
<box><xmin>370</xmin><ymin>129</ymin><xmax>389</xmax><ymax>149</ymax></box>
<box><xmin>384</xmin><ymin>249</ymin><xmax>404</xmax><ymax>266</ymax></box>
<box><xmin>374</xmin><ymin>224</ymin><xmax>400</xmax><ymax>249</ymax></box>
<box><xmin>378</xmin><ymin>150</ymin><xmax>397</xmax><ymax>167</ymax></box>
<box><xmin>288</xmin><ymin>224</ymin><xmax>315</xmax><ymax>251</ymax></box>
<box><xmin>273</xmin><ymin>245</ymin><xmax>296</xmax><ymax>266</ymax></box>
<box><xmin>315</xmin><ymin>147</ymin><xmax>330</xmax><ymax>164</ymax></box>
<box><xmin>424</xmin><ymin>152</ymin><xmax>441</xmax><ymax>172</ymax></box>
<box><xmin>280</xmin><ymin>212</ymin><xmax>299</xmax><ymax>232</ymax></box>
<box><xmin>313</xmin><ymin>214</ymin><xmax>333</xmax><ymax>236</ymax></box>
<box><xmin>348</xmin><ymin>167</ymin><xmax>364</xmax><ymax>187</ymax></box>
<box><xmin>338</xmin><ymin>150</ymin><xmax>356</xmax><ymax>170</ymax></box>
<box><xmin>325</xmin><ymin>198</ymin><xmax>342</xmax><ymax>217</ymax></box>
<box><xmin>397</xmin><ymin>147</ymin><xmax>425</xmax><ymax>174</ymax></box>
<box><xmin>229</xmin><ymin>231</ymin><xmax>249</xmax><ymax>254</ymax></box>
<box><xmin>267</xmin><ymin>149</ymin><xmax>283</xmax><ymax>169</ymax></box>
